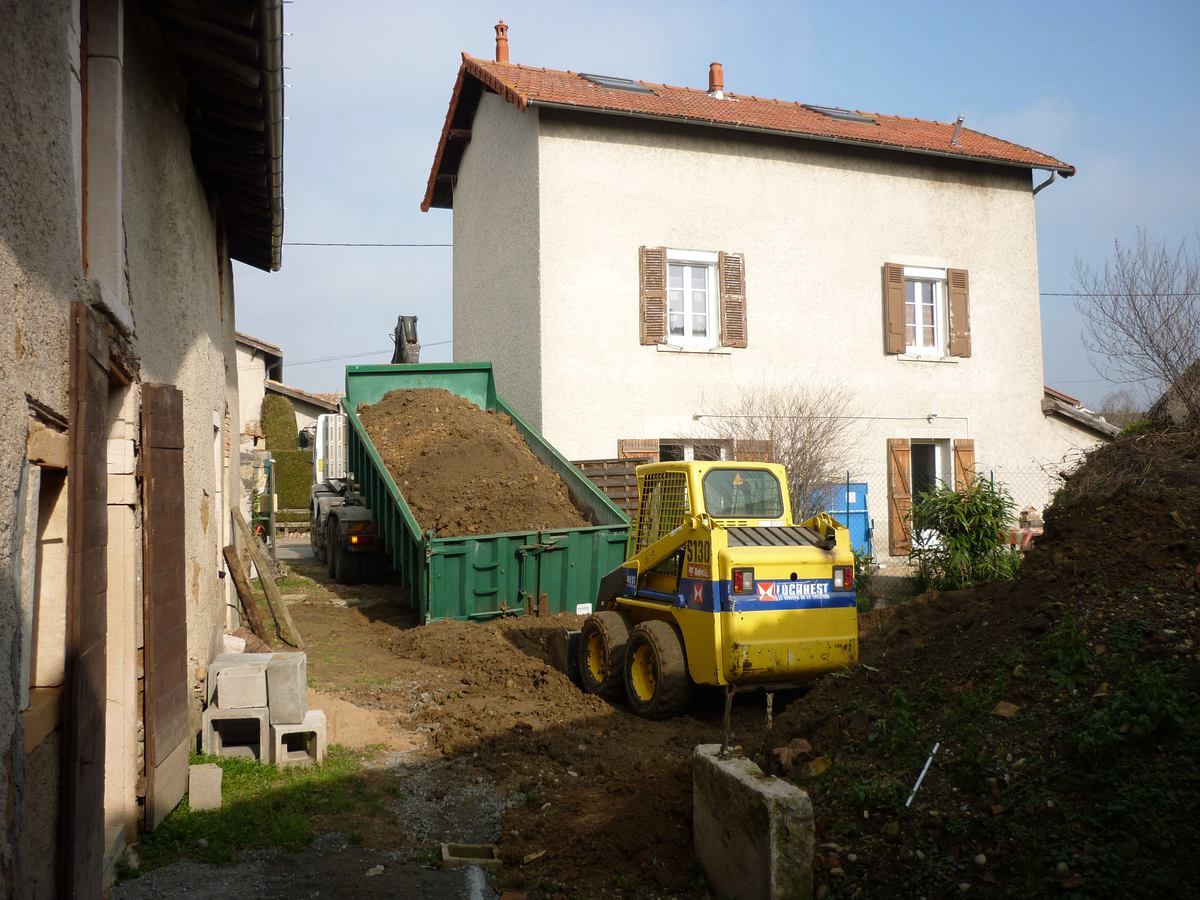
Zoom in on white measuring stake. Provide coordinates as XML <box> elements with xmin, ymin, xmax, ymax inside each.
<box><xmin>905</xmin><ymin>742</ymin><xmax>940</xmax><ymax>808</ymax></box>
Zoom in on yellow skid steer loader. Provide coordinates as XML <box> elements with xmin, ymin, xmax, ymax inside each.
<box><xmin>578</xmin><ymin>461</ymin><xmax>858</xmax><ymax>719</ymax></box>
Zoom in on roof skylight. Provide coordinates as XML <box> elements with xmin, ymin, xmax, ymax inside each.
<box><xmin>802</xmin><ymin>104</ymin><xmax>876</xmax><ymax>124</ymax></box>
<box><xmin>580</xmin><ymin>73</ymin><xmax>654</xmax><ymax>94</ymax></box>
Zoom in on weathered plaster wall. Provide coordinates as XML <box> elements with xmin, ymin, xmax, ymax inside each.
<box><xmin>525</xmin><ymin>112</ymin><xmax>1103</xmax><ymax>558</ymax></box>
<box><xmin>0</xmin><ymin>0</ymin><xmax>81</xmax><ymax>892</ymax></box>
<box><xmin>451</xmin><ymin>92</ymin><xmax>543</xmax><ymax>428</ymax></box>
<box><xmin>122</xmin><ymin>6</ymin><xmax>241</xmax><ymax>688</ymax></box>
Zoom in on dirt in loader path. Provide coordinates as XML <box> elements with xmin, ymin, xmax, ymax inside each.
<box><xmin>357</xmin><ymin>388</ymin><xmax>591</xmax><ymax>538</ymax></box>
<box><xmin>770</xmin><ymin>425</ymin><xmax>1200</xmax><ymax>899</ymax></box>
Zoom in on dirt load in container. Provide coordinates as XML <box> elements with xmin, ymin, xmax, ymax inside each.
<box><xmin>357</xmin><ymin>388</ymin><xmax>591</xmax><ymax>537</ymax></box>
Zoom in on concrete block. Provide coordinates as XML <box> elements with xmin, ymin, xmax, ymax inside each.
<box><xmin>266</xmin><ymin>652</ymin><xmax>307</xmax><ymax>725</ymax></box>
<box><xmin>270</xmin><ymin>709</ymin><xmax>326</xmax><ymax>768</ymax></box>
<box><xmin>222</xmin><ymin>633</ymin><xmax>247</xmax><ymax>655</ymax></box>
<box><xmin>216</xmin><ymin>666</ymin><xmax>268</xmax><ymax>709</ymax></box>
<box><xmin>203</xmin><ymin>706</ymin><xmax>269</xmax><ymax>761</ymax></box>
<box><xmin>188</xmin><ymin>763</ymin><xmax>222</xmax><ymax>811</ymax></box>
<box><xmin>206</xmin><ymin>652</ymin><xmax>274</xmax><ymax>706</ymax></box>
<box><xmin>693</xmin><ymin>744</ymin><xmax>814</xmax><ymax>900</ymax></box>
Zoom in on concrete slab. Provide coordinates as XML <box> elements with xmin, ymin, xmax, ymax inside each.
<box><xmin>203</xmin><ymin>707</ymin><xmax>269</xmax><ymax>761</ymax></box>
<box><xmin>270</xmin><ymin>709</ymin><xmax>326</xmax><ymax>768</ymax></box>
<box><xmin>188</xmin><ymin>763</ymin><xmax>222</xmax><ymax>811</ymax></box>
<box><xmin>693</xmin><ymin>744</ymin><xmax>814</xmax><ymax>900</ymax></box>
<box><xmin>266</xmin><ymin>652</ymin><xmax>307</xmax><ymax>724</ymax></box>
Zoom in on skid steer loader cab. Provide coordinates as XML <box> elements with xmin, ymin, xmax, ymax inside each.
<box><xmin>579</xmin><ymin>460</ymin><xmax>858</xmax><ymax>719</ymax></box>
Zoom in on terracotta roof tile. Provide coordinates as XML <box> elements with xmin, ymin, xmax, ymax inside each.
<box><xmin>423</xmin><ymin>54</ymin><xmax>1075</xmax><ymax>211</ymax></box>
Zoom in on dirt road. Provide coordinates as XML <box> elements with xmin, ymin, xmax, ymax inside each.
<box><xmin>274</xmin><ymin>548</ymin><xmax>781</xmax><ymax>898</ymax></box>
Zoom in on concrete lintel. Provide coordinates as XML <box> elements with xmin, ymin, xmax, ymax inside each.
<box><xmin>693</xmin><ymin>744</ymin><xmax>815</xmax><ymax>900</ymax></box>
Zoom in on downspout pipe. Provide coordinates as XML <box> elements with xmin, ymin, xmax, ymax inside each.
<box><xmin>1032</xmin><ymin>169</ymin><xmax>1056</xmax><ymax>196</ymax></box>
<box><xmin>261</xmin><ymin>0</ymin><xmax>285</xmax><ymax>270</ymax></box>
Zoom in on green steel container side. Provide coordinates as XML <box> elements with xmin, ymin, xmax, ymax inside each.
<box><xmin>341</xmin><ymin>362</ymin><xmax>630</xmax><ymax>623</ymax></box>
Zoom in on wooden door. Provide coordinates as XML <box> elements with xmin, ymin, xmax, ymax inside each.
<box><xmin>64</xmin><ymin>302</ymin><xmax>109</xmax><ymax>898</ymax></box>
<box><xmin>141</xmin><ymin>384</ymin><xmax>190</xmax><ymax>830</ymax></box>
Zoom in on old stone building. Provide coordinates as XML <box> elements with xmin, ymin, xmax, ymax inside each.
<box><xmin>0</xmin><ymin>1</ymin><xmax>283</xmax><ymax>895</ymax></box>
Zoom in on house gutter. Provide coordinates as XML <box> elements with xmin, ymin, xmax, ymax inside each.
<box><xmin>261</xmin><ymin>0</ymin><xmax>285</xmax><ymax>270</ymax></box>
<box><xmin>527</xmin><ymin>99</ymin><xmax>1077</xmax><ymax>178</ymax></box>
<box><xmin>1032</xmin><ymin>169</ymin><xmax>1057</xmax><ymax>195</ymax></box>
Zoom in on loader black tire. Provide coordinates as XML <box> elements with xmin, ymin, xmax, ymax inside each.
<box><xmin>623</xmin><ymin>620</ymin><xmax>690</xmax><ymax>720</ymax></box>
<box><xmin>577</xmin><ymin>611</ymin><xmax>629</xmax><ymax>700</ymax></box>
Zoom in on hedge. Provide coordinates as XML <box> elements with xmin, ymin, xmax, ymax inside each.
<box><xmin>261</xmin><ymin>394</ymin><xmax>298</xmax><ymax>451</ymax></box>
<box><xmin>272</xmin><ymin>449</ymin><xmax>312</xmax><ymax>510</ymax></box>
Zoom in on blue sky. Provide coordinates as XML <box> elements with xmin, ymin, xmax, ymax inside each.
<box><xmin>233</xmin><ymin>0</ymin><xmax>1200</xmax><ymax>409</ymax></box>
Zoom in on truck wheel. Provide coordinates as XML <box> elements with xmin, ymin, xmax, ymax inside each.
<box><xmin>326</xmin><ymin>520</ymin><xmax>338</xmax><ymax>579</ymax></box>
<box><xmin>310</xmin><ymin>510</ymin><xmax>324</xmax><ymax>562</ymax></box>
<box><xmin>624</xmin><ymin>621</ymin><xmax>690</xmax><ymax>720</ymax></box>
<box><xmin>577</xmin><ymin>611</ymin><xmax>629</xmax><ymax>700</ymax></box>
<box><xmin>336</xmin><ymin>547</ymin><xmax>362</xmax><ymax>585</ymax></box>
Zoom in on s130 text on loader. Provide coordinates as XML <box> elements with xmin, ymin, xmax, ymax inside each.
<box><xmin>578</xmin><ymin>460</ymin><xmax>858</xmax><ymax>720</ymax></box>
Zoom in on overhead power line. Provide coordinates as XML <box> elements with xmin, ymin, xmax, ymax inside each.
<box><xmin>283</xmin><ymin>241</ymin><xmax>452</xmax><ymax>247</ymax></box>
<box><xmin>284</xmin><ymin>339</ymin><xmax>453</xmax><ymax>368</ymax></box>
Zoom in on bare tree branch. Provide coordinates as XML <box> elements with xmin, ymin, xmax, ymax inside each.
<box><xmin>1074</xmin><ymin>229</ymin><xmax>1200</xmax><ymax>420</ymax></box>
<box><xmin>697</xmin><ymin>383</ymin><xmax>857</xmax><ymax>519</ymax></box>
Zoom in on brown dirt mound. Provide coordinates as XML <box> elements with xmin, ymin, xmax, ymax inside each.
<box><xmin>770</xmin><ymin>425</ymin><xmax>1200</xmax><ymax>899</ymax></box>
<box><xmin>357</xmin><ymin>388</ymin><xmax>591</xmax><ymax>538</ymax></box>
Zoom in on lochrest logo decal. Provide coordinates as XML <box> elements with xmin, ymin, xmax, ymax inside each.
<box><xmin>756</xmin><ymin>580</ymin><xmax>830</xmax><ymax>602</ymax></box>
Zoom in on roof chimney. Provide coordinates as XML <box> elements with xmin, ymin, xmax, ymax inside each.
<box><xmin>951</xmin><ymin>115</ymin><xmax>964</xmax><ymax>146</ymax></box>
<box><xmin>708</xmin><ymin>61</ymin><xmax>724</xmax><ymax>98</ymax></box>
<box><xmin>494</xmin><ymin>20</ymin><xmax>509</xmax><ymax>63</ymax></box>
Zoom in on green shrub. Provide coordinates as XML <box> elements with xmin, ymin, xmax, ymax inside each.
<box><xmin>909</xmin><ymin>478</ymin><xmax>1021</xmax><ymax>590</ymax></box>
<box><xmin>261</xmin><ymin>395</ymin><xmax>299</xmax><ymax>451</ymax></box>
<box><xmin>272</xmin><ymin>449</ymin><xmax>313</xmax><ymax>510</ymax></box>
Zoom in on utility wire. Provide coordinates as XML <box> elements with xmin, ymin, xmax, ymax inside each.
<box><xmin>282</xmin><ymin>241</ymin><xmax>452</xmax><ymax>247</ymax></box>
<box><xmin>283</xmin><ymin>339</ymin><xmax>453</xmax><ymax>368</ymax></box>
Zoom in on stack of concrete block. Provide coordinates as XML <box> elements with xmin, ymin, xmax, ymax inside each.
<box><xmin>202</xmin><ymin>650</ymin><xmax>326</xmax><ymax>767</ymax></box>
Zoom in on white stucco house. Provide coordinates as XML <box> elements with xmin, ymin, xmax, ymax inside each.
<box><xmin>235</xmin><ymin>331</ymin><xmax>340</xmax><ymax>448</ymax></box>
<box><xmin>422</xmin><ymin>22</ymin><xmax>1117</xmax><ymax>564</ymax></box>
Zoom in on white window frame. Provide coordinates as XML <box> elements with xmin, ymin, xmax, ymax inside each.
<box><xmin>666</xmin><ymin>249</ymin><xmax>719</xmax><ymax>349</ymax></box>
<box><xmin>902</xmin><ymin>266</ymin><xmax>948</xmax><ymax>359</ymax></box>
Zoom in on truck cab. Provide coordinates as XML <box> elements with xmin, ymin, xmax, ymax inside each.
<box><xmin>309</xmin><ymin>412</ymin><xmax>377</xmax><ymax>584</ymax></box>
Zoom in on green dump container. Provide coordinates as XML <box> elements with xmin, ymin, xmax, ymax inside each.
<box><xmin>342</xmin><ymin>362</ymin><xmax>630</xmax><ymax>623</ymax></box>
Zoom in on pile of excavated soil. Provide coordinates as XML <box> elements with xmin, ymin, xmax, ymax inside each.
<box><xmin>357</xmin><ymin>389</ymin><xmax>591</xmax><ymax>538</ymax></box>
<box><xmin>770</xmin><ymin>425</ymin><xmax>1200</xmax><ymax>899</ymax></box>
<box><xmin>381</xmin><ymin>614</ymin><xmax>747</xmax><ymax>896</ymax></box>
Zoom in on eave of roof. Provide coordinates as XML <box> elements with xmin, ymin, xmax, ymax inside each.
<box><xmin>1041</xmin><ymin>396</ymin><xmax>1120</xmax><ymax>439</ymax></box>
<box><xmin>265</xmin><ymin>379</ymin><xmax>339</xmax><ymax>412</ymax></box>
<box><xmin>1043</xmin><ymin>385</ymin><xmax>1083</xmax><ymax>407</ymax></box>
<box><xmin>235</xmin><ymin>330</ymin><xmax>283</xmax><ymax>358</ymax></box>
<box><xmin>150</xmin><ymin>0</ymin><xmax>285</xmax><ymax>270</ymax></box>
<box><xmin>422</xmin><ymin>54</ymin><xmax>1076</xmax><ymax>211</ymax></box>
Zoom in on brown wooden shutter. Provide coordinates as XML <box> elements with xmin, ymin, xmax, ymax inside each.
<box><xmin>718</xmin><ymin>251</ymin><xmax>747</xmax><ymax>348</ymax></box>
<box><xmin>953</xmin><ymin>438</ymin><xmax>976</xmax><ymax>491</ymax></box>
<box><xmin>947</xmin><ymin>268</ymin><xmax>971</xmax><ymax>357</ymax></box>
<box><xmin>142</xmin><ymin>383</ymin><xmax>191</xmax><ymax>831</ymax></box>
<box><xmin>618</xmin><ymin>438</ymin><xmax>660</xmax><ymax>460</ymax></box>
<box><xmin>639</xmin><ymin>246</ymin><xmax>667</xmax><ymax>345</ymax></box>
<box><xmin>734</xmin><ymin>439</ymin><xmax>772</xmax><ymax>462</ymax></box>
<box><xmin>887</xmin><ymin>438</ymin><xmax>912</xmax><ymax>556</ymax></box>
<box><xmin>883</xmin><ymin>262</ymin><xmax>905</xmax><ymax>354</ymax></box>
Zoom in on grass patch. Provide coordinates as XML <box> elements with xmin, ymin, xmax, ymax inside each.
<box><xmin>128</xmin><ymin>746</ymin><xmax>398</xmax><ymax>876</ymax></box>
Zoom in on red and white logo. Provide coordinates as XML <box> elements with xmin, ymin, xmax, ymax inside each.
<box><xmin>692</xmin><ymin>583</ymin><xmax>705</xmax><ymax>606</ymax></box>
<box><xmin>756</xmin><ymin>581</ymin><xmax>777</xmax><ymax>602</ymax></box>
